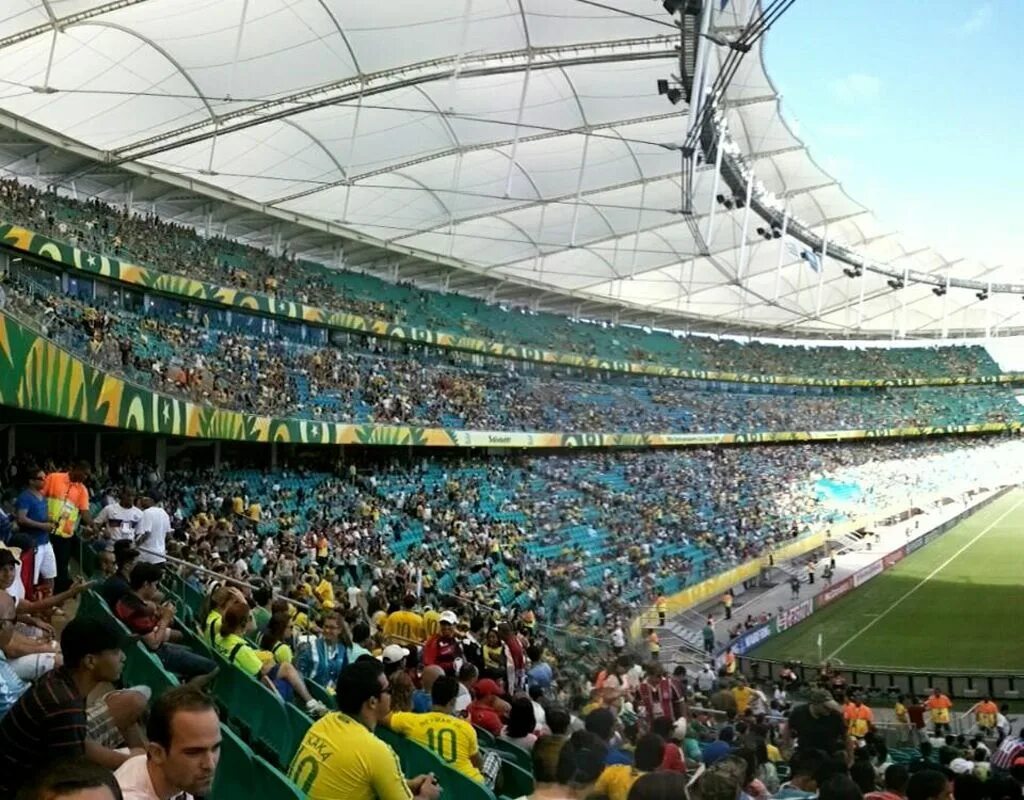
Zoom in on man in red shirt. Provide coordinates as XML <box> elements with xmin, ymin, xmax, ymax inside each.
<box><xmin>422</xmin><ymin>610</ymin><xmax>462</xmax><ymax>676</ymax></box>
<box><xmin>467</xmin><ymin>678</ymin><xmax>507</xmax><ymax>737</ymax></box>
<box><xmin>114</xmin><ymin>563</ymin><xmax>215</xmax><ymax>681</ymax></box>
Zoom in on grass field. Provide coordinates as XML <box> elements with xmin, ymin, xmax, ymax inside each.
<box><xmin>752</xmin><ymin>489</ymin><xmax>1024</xmax><ymax>672</ymax></box>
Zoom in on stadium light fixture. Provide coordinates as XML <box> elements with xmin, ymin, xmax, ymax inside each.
<box><xmin>932</xmin><ymin>285</ymin><xmax>946</xmax><ymax>297</ymax></box>
<box><xmin>888</xmin><ymin>278</ymin><xmax>905</xmax><ymax>291</ymax></box>
<box><xmin>656</xmin><ymin>78</ymin><xmax>684</xmax><ymax>106</ymax></box>
<box><xmin>976</xmin><ymin>290</ymin><xmax>989</xmax><ymax>301</ymax></box>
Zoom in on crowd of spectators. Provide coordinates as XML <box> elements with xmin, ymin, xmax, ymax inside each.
<box><xmin>2</xmin><ymin>435</ymin><xmax>1019</xmax><ymax>657</ymax></box>
<box><xmin>0</xmin><ymin>176</ymin><xmax>1005</xmax><ymax>380</ymax></box>
<box><xmin>0</xmin><ymin>436</ymin><xmax>1021</xmax><ymax>797</ymax></box>
<box><xmin>0</xmin><ymin>487</ymin><xmax>1022</xmax><ymax>799</ymax></box>
<box><xmin>5</xmin><ymin>277</ymin><xmax>1021</xmax><ymax>434</ymax></box>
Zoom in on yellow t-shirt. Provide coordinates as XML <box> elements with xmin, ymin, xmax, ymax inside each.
<box><xmin>204</xmin><ymin>611</ymin><xmax>222</xmax><ymax>647</ymax></box>
<box><xmin>384</xmin><ymin>611</ymin><xmax>426</xmax><ymax>644</ymax></box>
<box><xmin>388</xmin><ymin>711</ymin><xmax>483</xmax><ymax>784</ymax></box>
<box><xmin>894</xmin><ymin>702</ymin><xmax>908</xmax><ymax>724</ymax></box>
<box><xmin>232</xmin><ymin>496</ymin><xmax>244</xmax><ymax>515</ymax></box>
<box><xmin>732</xmin><ymin>685</ymin><xmax>753</xmax><ymax>715</ymax></box>
<box><xmin>595</xmin><ymin>765</ymin><xmax>645</xmax><ymax>800</ymax></box>
<box><xmin>257</xmin><ymin>641</ymin><xmax>294</xmax><ymax>667</ymax></box>
<box><xmin>423</xmin><ymin>610</ymin><xmax>441</xmax><ymax>639</ymax></box>
<box><xmin>289</xmin><ymin>713</ymin><xmax>413</xmax><ymax>800</ymax></box>
<box><xmin>248</xmin><ymin>503</ymin><xmax>262</xmax><ymax>521</ymax></box>
<box><xmin>766</xmin><ymin>743</ymin><xmax>782</xmax><ymax>762</ymax></box>
<box><xmin>216</xmin><ymin>633</ymin><xmax>264</xmax><ymax>677</ymax></box>
<box><xmin>316</xmin><ymin>580</ymin><xmax>336</xmax><ymax>606</ymax></box>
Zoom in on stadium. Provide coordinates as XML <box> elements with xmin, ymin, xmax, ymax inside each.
<box><xmin>0</xmin><ymin>1</ymin><xmax>1021</xmax><ymax>799</ymax></box>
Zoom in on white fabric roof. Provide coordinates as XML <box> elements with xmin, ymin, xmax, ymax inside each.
<box><xmin>0</xmin><ymin>0</ymin><xmax>1015</xmax><ymax>337</ymax></box>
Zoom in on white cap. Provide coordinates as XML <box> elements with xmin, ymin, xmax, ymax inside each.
<box><xmin>380</xmin><ymin>644</ymin><xmax>410</xmax><ymax>664</ymax></box>
<box><xmin>439</xmin><ymin>610</ymin><xmax>458</xmax><ymax>625</ymax></box>
<box><xmin>949</xmin><ymin>758</ymin><xmax>974</xmax><ymax>775</ymax></box>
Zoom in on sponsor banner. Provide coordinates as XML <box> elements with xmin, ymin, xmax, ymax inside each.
<box><xmin>6</xmin><ymin>220</ymin><xmax>1024</xmax><ymax>390</ymax></box>
<box><xmin>906</xmin><ymin>535</ymin><xmax>926</xmax><ymax>554</ymax></box>
<box><xmin>815</xmin><ymin>577</ymin><xmax>854</xmax><ymax>609</ymax></box>
<box><xmin>883</xmin><ymin>547</ymin><xmax>906</xmax><ymax>568</ymax></box>
<box><xmin>777</xmin><ymin>598</ymin><xmax>814</xmax><ymax>632</ymax></box>
<box><xmin>731</xmin><ymin>622</ymin><xmax>777</xmax><ymax>656</ymax></box>
<box><xmin>853</xmin><ymin>559</ymin><xmax>884</xmax><ymax>587</ymax></box>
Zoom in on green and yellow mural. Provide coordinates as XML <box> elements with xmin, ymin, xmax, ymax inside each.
<box><xmin>0</xmin><ymin>311</ymin><xmax>1019</xmax><ymax>448</ymax></box>
<box><xmin>3</xmin><ymin>221</ymin><xmax>1022</xmax><ymax>390</ymax></box>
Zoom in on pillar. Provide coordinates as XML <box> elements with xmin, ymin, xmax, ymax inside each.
<box><xmin>270</xmin><ymin>441</ymin><xmax>278</xmax><ymax>470</ymax></box>
<box><xmin>94</xmin><ymin>433</ymin><xmax>102</xmax><ymax>471</ymax></box>
<box><xmin>213</xmin><ymin>441</ymin><xmax>222</xmax><ymax>471</ymax></box>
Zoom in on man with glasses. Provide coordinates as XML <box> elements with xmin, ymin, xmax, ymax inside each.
<box><xmin>288</xmin><ymin>660</ymin><xmax>441</xmax><ymax>800</ymax></box>
<box><xmin>14</xmin><ymin>466</ymin><xmax>56</xmax><ymax>595</ymax></box>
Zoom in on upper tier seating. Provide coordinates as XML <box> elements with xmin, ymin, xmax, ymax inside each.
<box><xmin>0</xmin><ymin>177</ymin><xmax>1003</xmax><ymax>380</ymax></box>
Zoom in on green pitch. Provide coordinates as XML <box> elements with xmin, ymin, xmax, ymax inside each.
<box><xmin>752</xmin><ymin>488</ymin><xmax>1024</xmax><ymax>672</ymax></box>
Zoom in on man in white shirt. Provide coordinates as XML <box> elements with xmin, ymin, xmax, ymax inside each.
<box><xmin>136</xmin><ymin>494</ymin><xmax>170</xmax><ymax>566</ymax></box>
<box><xmin>696</xmin><ymin>664</ymin><xmax>717</xmax><ymax>694</ymax></box>
<box><xmin>94</xmin><ymin>487</ymin><xmax>143</xmax><ymax>542</ymax></box>
<box><xmin>610</xmin><ymin>624</ymin><xmax>626</xmax><ymax>654</ymax></box>
<box><xmin>116</xmin><ymin>684</ymin><xmax>221</xmax><ymax>800</ymax></box>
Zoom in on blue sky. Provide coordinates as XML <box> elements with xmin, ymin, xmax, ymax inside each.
<box><xmin>765</xmin><ymin>0</ymin><xmax>1023</xmax><ymax>270</ymax></box>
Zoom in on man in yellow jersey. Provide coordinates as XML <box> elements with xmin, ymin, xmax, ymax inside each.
<box><xmin>288</xmin><ymin>660</ymin><xmax>440</xmax><ymax>800</ymax></box>
<box><xmin>422</xmin><ymin>605</ymin><xmax>441</xmax><ymax>640</ymax></box>
<box><xmin>384</xmin><ymin>595</ymin><xmax>426</xmax><ymax>644</ymax></box>
<box><xmin>731</xmin><ymin>676</ymin><xmax>754</xmax><ymax>715</ymax></box>
<box><xmin>386</xmin><ymin>675</ymin><xmax>500</xmax><ymax>787</ymax></box>
<box><xmin>894</xmin><ymin>694</ymin><xmax>910</xmax><ymax>744</ymax></box>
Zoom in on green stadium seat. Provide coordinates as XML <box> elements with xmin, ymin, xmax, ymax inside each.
<box><xmin>495</xmin><ymin>758</ymin><xmax>535</xmax><ymax>799</ymax></box>
<box><xmin>473</xmin><ymin>723</ymin><xmax>496</xmax><ymax>747</ymax></box>
<box><xmin>210</xmin><ymin>654</ymin><xmax>294</xmax><ymax>766</ymax></box>
<box><xmin>123</xmin><ymin>642</ymin><xmax>179</xmax><ymax>697</ymax></box>
<box><xmin>210</xmin><ymin>724</ymin><xmax>254</xmax><ymax>799</ymax></box>
<box><xmin>252</xmin><ymin>754</ymin><xmax>305</xmax><ymax>799</ymax></box>
<box><xmin>283</xmin><ymin>701</ymin><xmax>314</xmax><ymax>764</ymax></box>
<box><xmin>488</xmin><ymin>737</ymin><xmax>532</xmax><ymax>772</ymax></box>
<box><xmin>307</xmin><ymin>678</ymin><xmax>336</xmax><ymax>710</ymax></box>
<box><xmin>375</xmin><ymin>725</ymin><xmax>497</xmax><ymax>800</ymax></box>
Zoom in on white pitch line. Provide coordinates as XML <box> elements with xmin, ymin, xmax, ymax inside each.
<box><xmin>827</xmin><ymin>493</ymin><xmax>1024</xmax><ymax>660</ymax></box>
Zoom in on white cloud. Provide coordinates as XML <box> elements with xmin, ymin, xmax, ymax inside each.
<box><xmin>959</xmin><ymin>3</ymin><xmax>993</xmax><ymax>35</ymax></box>
<box><xmin>829</xmin><ymin>73</ymin><xmax>882</xmax><ymax>105</ymax></box>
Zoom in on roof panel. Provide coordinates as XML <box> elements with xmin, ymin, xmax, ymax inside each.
<box><xmin>0</xmin><ymin>0</ymin><xmax>997</xmax><ymax>336</ymax></box>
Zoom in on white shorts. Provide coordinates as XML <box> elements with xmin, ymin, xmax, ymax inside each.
<box><xmin>34</xmin><ymin>542</ymin><xmax>57</xmax><ymax>582</ymax></box>
<box><xmin>9</xmin><ymin>651</ymin><xmax>57</xmax><ymax>681</ymax></box>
